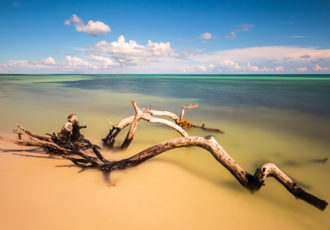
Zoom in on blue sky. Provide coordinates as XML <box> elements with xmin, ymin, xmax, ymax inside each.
<box><xmin>0</xmin><ymin>0</ymin><xmax>329</xmax><ymax>73</ymax></box>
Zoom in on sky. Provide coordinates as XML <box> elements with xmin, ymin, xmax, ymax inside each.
<box><xmin>0</xmin><ymin>0</ymin><xmax>330</xmax><ymax>74</ymax></box>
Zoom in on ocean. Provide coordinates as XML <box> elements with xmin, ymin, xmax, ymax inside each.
<box><xmin>0</xmin><ymin>74</ymin><xmax>329</xmax><ymax>230</ymax></box>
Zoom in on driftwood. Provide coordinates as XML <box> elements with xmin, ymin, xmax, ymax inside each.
<box><xmin>103</xmin><ymin>100</ymin><xmax>223</xmax><ymax>149</ymax></box>
<box><xmin>0</xmin><ymin>102</ymin><xmax>328</xmax><ymax>211</ymax></box>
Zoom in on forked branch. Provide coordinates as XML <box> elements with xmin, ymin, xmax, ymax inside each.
<box><xmin>103</xmin><ymin>100</ymin><xmax>222</xmax><ymax>148</ymax></box>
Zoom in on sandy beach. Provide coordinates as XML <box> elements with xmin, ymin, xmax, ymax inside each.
<box><xmin>1</xmin><ymin>124</ymin><xmax>329</xmax><ymax>230</ymax></box>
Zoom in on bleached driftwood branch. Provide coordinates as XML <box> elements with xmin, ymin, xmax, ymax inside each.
<box><xmin>101</xmin><ymin>136</ymin><xmax>328</xmax><ymax>211</ymax></box>
<box><xmin>103</xmin><ymin>100</ymin><xmax>222</xmax><ymax>148</ymax></box>
<box><xmin>120</xmin><ymin>100</ymin><xmax>188</xmax><ymax>149</ymax></box>
<box><xmin>180</xmin><ymin>103</ymin><xmax>198</xmax><ymax>122</ymax></box>
<box><xmin>0</xmin><ymin>118</ymin><xmax>327</xmax><ymax>210</ymax></box>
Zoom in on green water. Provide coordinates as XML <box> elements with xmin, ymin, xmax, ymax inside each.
<box><xmin>0</xmin><ymin>74</ymin><xmax>329</xmax><ymax>229</ymax></box>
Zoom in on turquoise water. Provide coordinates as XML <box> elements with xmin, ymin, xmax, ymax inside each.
<box><xmin>3</xmin><ymin>74</ymin><xmax>330</xmax><ymax>115</ymax></box>
<box><xmin>1</xmin><ymin>74</ymin><xmax>330</xmax><ymax>142</ymax></box>
<box><xmin>0</xmin><ymin>74</ymin><xmax>329</xmax><ymax>229</ymax></box>
<box><xmin>43</xmin><ymin>74</ymin><xmax>330</xmax><ymax>116</ymax></box>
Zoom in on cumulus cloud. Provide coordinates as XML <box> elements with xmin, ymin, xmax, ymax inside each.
<box><xmin>200</xmin><ymin>32</ymin><xmax>212</xmax><ymax>40</ymax></box>
<box><xmin>218</xmin><ymin>60</ymin><xmax>280</xmax><ymax>72</ymax></box>
<box><xmin>314</xmin><ymin>64</ymin><xmax>328</xmax><ymax>71</ymax></box>
<box><xmin>0</xmin><ymin>57</ymin><xmax>57</xmax><ymax>69</ymax></box>
<box><xmin>215</xmin><ymin>59</ymin><xmax>286</xmax><ymax>73</ymax></box>
<box><xmin>225</xmin><ymin>24</ymin><xmax>254</xmax><ymax>39</ymax></box>
<box><xmin>43</xmin><ymin>57</ymin><xmax>57</xmax><ymax>65</ymax></box>
<box><xmin>220</xmin><ymin>59</ymin><xmax>242</xmax><ymax>71</ymax></box>
<box><xmin>65</xmin><ymin>14</ymin><xmax>111</xmax><ymax>36</ymax></box>
<box><xmin>94</xmin><ymin>35</ymin><xmax>179</xmax><ymax>65</ymax></box>
<box><xmin>64</xmin><ymin>56</ymin><xmax>96</xmax><ymax>70</ymax></box>
<box><xmin>89</xmin><ymin>55</ymin><xmax>119</xmax><ymax>67</ymax></box>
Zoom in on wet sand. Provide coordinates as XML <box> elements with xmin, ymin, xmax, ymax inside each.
<box><xmin>0</xmin><ymin>75</ymin><xmax>329</xmax><ymax>229</ymax></box>
<box><xmin>0</xmin><ymin>124</ymin><xmax>329</xmax><ymax>230</ymax></box>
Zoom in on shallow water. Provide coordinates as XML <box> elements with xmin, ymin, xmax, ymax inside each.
<box><xmin>0</xmin><ymin>74</ymin><xmax>329</xmax><ymax>229</ymax></box>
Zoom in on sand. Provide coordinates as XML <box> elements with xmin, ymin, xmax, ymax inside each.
<box><xmin>1</xmin><ymin>131</ymin><xmax>329</xmax><ymax>230</ymax></box>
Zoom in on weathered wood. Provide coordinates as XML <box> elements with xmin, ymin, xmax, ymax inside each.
<box><xmin>104</xmin><ymin>100</ymin><xmax>189</xmax><ymax>149</ymax></box>
<box><xmin>66</xmin><ymin>113</ymin><xmax>84</xmax><ymax>142</ymax></box>
<box><xmin>120</xmin><ymin>101</ymin><xmax>189</xmax><ymax>149</ymax></box>
<box><xmin>17</xmin><ymin>124</ymin><xmax>51</xmax><ymax>141</ymax></box>
<box><xmin>121</xmin><ymin>100</ymin><xmax>142</xmax><ymax>149</ymax></box>
<box><xmin>102</xmin><ymin>127</ymin><xmax>122</xmax><ymax>147</ymax></box>
<box><xmin>100</xmin><ymin>136</ymin><xmax>328</xmax><ymax>210</ymax></box>
<box><xmin>103</xmin><ymin>101</ymin><xmax>219</xmax><ymax>148</ymax></box>
<box><xmin>180</xmin><ymin>104</ymin><xmax>198</xmax><ymax>121</ymax></box>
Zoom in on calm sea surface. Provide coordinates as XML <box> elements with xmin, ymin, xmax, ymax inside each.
<box><xmin>0</xmin><ymin>74</ymin><xmax>329</xmax><ymax>229</ymax></box>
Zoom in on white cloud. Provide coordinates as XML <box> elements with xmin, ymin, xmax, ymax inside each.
<box><xmin>65</xmin><ymin>14</ymin><xmax>111</xmax><ymax>36</ymax></box>
<box><xmin>314</xmin><ymin>64</ymin><xmax>328</xmax><ymax>71</ymax></box>
<box><xmin>89</xmin><ymin>55</ymin><xmax>119</xmax><ymax>67</ymax></box>
<box><xmin>218</xmin><ymin>59</ymin><xmax>284</xmax><ymax>73</ymax></box>
<box><xmin>43</xmin><ymin>57</ymin><xmax>57</xmax><ymax>65</ymax></box>
<box><xmin>200</xmin><ymin>32</ymin><xmax>212</xmax><ymax>40</ymax></box>
<box><xmin>196</xmin><ymin>64</ymin><xmax>207</xmax><ymax>72</ymax></box>
<box><xmin>297</xmin><ymin>67</ymin><xmax>308</xmax><ymax>72</ymax></box>
<box><xmin>1</xmin><ymin>35</ymin><xmax>329</xmax><ymax>74</ymax></box>
<box><xmin>220</xmin><ymin>59</ymin><xmax>242</xmax><ymax>71</ymax></box>
<box><xmin>0</xmin><ymin>56</ymin><xmax>103</xmax><ymax>73</ymax></box>
<box><xmin>225</xmin><ymin>24</ymin><xmax>254</xmax><ymax>39</ymax></box>
<box><xmin>192</xmin><ymin>46</ymin><xmax>330</xmax><ymax>64</ymax></box>
<box><xmin>94</xmin><ymin>35</ymin><xmax>179</xmax><ymax>65</ymax></box>
<box><xmin>64</xmin><ymin>56</ymin><xmax>96</xmax><ymax>70</ymax></box>
<box><xmin>1</xmin><ymin>57</ymin><xmax>57</xmax><ymax>69</ymax></box>
<box><xmin>178</xmin><ymin>63</ymin><xmax>216</xmax><ymax>73</ymax></box>
<box><xmin>246</xmin><ymin>62</ymin><xmax>259</xmax><ymax>71</ymax></box>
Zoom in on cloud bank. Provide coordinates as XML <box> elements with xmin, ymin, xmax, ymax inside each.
<box><xmin>1</xmin><ymin>35</ymin><xmax>330</xmax><ymax>74</ymax></box>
